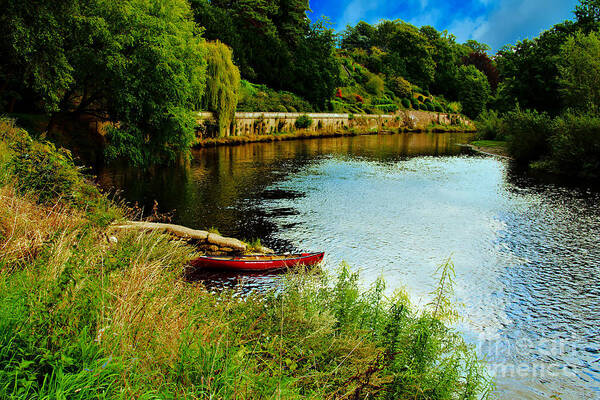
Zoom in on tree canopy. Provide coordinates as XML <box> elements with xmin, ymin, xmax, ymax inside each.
<box><xmin>559</xmin><ymin>31</ymin><xmax>600</xmax><ymax>110</ymax></box>
<box><xmin>190</xmin><ymin>0</ymin><xmax>339</xmax><ymax>110</ymax></box>
<box><xmin>0</xmin><ymin>0</ymin><xmax>208</xmax><ymax>165</ymax></box>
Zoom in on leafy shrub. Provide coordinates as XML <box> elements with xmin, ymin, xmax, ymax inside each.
<box><xmin>418</xmin><ymin>95</ymin><xmax>425</xmax><ymax>102</ymax></box>
<box><xmin>546</xmin><ymin>111</ymin><xmax>600</xmax><ymax>179</ymax></box>
<box><xmin>364</xmin><ymin>72</ymin><xmax>385</xmax><ymax>97</ymax></box>
<box><xmin>401</xmin><ymin>98</ymin><xmax>411</xmax><ymax>108</ymax></box>
<box><xmin>276</xmin><ymin>105</ymin><xmax>287</xmax><ymax>113</ymax></box>
<box><xmin>419</xmin><ymin>103</ymin><xmax>427</xmax><ymax>111</ymax></box>
<box><xmin>447</xmin><ymin>101</ymin><xmax>463</xmax><ymax>113</ymax></box>
<box><xmin>238</xmin><ymin>81</ymin><xmax>313</xmax><ymax>113</ymax></box>
<box><xmin>505</xmin><ymin>108</ymin><xmax>552</xmax><ymax>164</ymax></box>
<box><xmin>295</xmin><ymin>114</ymin><xmax>313</xmax><ymax>129</ymax></box>
<box><xmin>476</xmin><ymin>109</ymin><xmax>505</xmax><ymax>140</ymax></box>
<box><xmin>426</xmin><ymin>103</ymin><xmax>435</xmax><ymax>111</ymax></box>
<box><xmin>3</xmin><ymin>123</ymin><xmax>81</xmax><ymax>204</ymax></box>
<box><xmin>388</xmin><ymin>76</ymin><xmax>412</xmax><ymax>98</ymax></box>
<box><xmin>434</xmin><ymin>104</ymin><xmax>444</xmax><ymax>112</ymax></box>
<box><xmin>411</xmin><ymin>97</ymin><xmax>419</xmax><ymax>108</ymax></box>
<box><xmin>424</xmin><ymin>98</ymin><xmax>432</xmax><ymax>104</ymax></box>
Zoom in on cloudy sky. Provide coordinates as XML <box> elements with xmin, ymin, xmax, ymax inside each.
<box><xmin>309</xmin><ymin>0</ymin><xmax>580</xmax><ymax>52</ymax></box>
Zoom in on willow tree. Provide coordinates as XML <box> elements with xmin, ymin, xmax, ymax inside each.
<box><xmin>202</xmin><ymin>41</ymin><xmax>240</xmax><ymax>137</ymax></box>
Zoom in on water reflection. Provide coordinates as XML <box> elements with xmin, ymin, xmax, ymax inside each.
<box><xmin>98</xmin><ymin>132</ymin><xmax>600</xmax><ymax>399</ymax></box>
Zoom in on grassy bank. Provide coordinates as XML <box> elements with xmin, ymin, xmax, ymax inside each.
<box><xmin>0</xmin><ymin>118</ymin><xmax>492</xmax><ymax>398</ymax></box>
<box><xmin>468</xmin><ymin>140</ymin><xmax>509</xmax><ymax>157</ymax></box>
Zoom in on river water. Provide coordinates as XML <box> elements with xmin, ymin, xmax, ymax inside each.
<box><xmin>98</xmin><ymin>133</ymin><xmax>600</xmax><ymax>399</ymax></box>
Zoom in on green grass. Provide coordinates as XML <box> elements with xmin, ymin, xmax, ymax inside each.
<box><xmin>470</xmin><ymin>140</ymin><xmax>508</xmax><ymax>148</ymax></box>
<box><xmin>0</xmin><ymin>118</ymin><xmax>493</xmax><ymax>399</ymax></box>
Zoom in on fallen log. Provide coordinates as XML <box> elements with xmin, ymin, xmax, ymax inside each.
<box><xmin>111</xmin><ymin>221</ymin><xmax>210</xmax><ymax>241</ymax></box>
<box><xmin>110</xmin><ymin>221</ymin><xmax>274</xmax><ymax>253</ymax></box>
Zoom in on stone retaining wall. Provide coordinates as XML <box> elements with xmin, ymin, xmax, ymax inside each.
<box><xmin>197</xmin><ymin>111</ymin><xmax>472</xmax><ymax>137</ymax></box>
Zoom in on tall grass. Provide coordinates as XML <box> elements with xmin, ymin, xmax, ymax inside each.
<box><xmin>0</xmin><ymin>118</ymin><xmax>493</xmax><ymax>398</ymax></box>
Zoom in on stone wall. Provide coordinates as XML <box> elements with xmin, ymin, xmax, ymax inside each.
<box><xmin>197</xmin><ymin>111</ymin><xmax>472</xmax><ymax>138</ymax></box>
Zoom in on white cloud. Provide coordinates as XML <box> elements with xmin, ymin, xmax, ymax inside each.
<box><xmin>335</xmin><ymin>0</ymin><xmax>578</xmax><ymax>51</ymax></box>
<box><xmin>447</xmin><ymin>0</ymin><xmax>578</xmax><ymax>50</ymax></box>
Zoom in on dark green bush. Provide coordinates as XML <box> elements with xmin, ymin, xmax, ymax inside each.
<box><xmin>476</xmin><ymin>109</ymin><xmax>505</xmax><ymax>140</ymax></box>
<box><xmin>546</xmin><ymin>111</ymin><xmax>600</xmax><ymax>179</ymax></box>
<box><xmin>505</xmin><ymin>108</ymin><xmax>552</xmax><ymax>164</ymax></box>
<box><xmin>426</xmin><ymin>103</ymin><xmax>435</xmax><ymax>111</ymax></box>
<box><xmin>434</xmin><ymin>104</ymin><xmax>444</xmax><ymax>112</ymax></box>
<box><xmin>401</xmin><ymin>98</ymin><xmax>411</xmax><ymax>108</ymax></box>
<box><xmin>388</xmin><ymin>76</ymin><xmax>412</xmax><ymax>98</ymax></box>
<box><xmin>4</xmin><ymin>125</ymin><xmax>81</xmax><ymax>204</ymax></box>
<box><xmin>411</xmin><ymin>98</ymin><xmax>418</xmax><ymax>108</ymax></box>
<box><xmin>295</xmin><ymin>114</ymin><xmax>313</xmax><ymax>129</ymax></box>
<box><xmin>419</xmin><ymin>103</ymin><xmax>427</xmax><ymax>111</ymax></box>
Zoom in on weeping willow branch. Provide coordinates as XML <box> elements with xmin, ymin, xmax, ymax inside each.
<box><xmin>201</xmin><ymin>41</ymin><xmax>240</xmax><ymax>137</ymax></box>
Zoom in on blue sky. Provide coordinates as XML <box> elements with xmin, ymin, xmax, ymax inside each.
<box><xmin>309</xmin><ymin>0</ymin><xmax>580</xmax><ymax>52</ymax></box>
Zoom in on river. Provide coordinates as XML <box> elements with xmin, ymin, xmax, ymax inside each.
<box><xmin>98</xmin><ymin>132</ymin><xmax>600</xmax><ymax>399</ymax></box>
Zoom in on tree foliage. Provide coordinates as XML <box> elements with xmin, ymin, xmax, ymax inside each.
<box><xmin>190</xmin><ymin>0</ymin><xmax>339</xmax><ymax>110</ymax></box>
<box><xmin>202</xmin><ymin>41</ymin><xmax>241</xmax><ymax>137</ymax></box>
<box><xmin>462</xmin><ymin>52</ymin><xmax>499</xmax><ymax>92</ymax></box>
<box><xmin>456</xmin><ymin>65</ymin><xmax>490</xmax><ymax>119</ymax></box>
<box><xmin>558</xmin><ymin>31</ymin><xmax>600</xmax><ymax>109</ymax></box>
<box><xmin>495</xmin><ymin>22</ymin><xmax>576</xmax><ymax>114</ymax></box>
<box><xmin>0</xmin><ymin>0</ymin><xmax>208</xmax><ymax>165</ymax></box>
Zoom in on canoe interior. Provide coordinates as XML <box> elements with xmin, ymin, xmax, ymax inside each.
<box><xmin>203</xmin><ymin>253</ymin><xmax>312</xmax><ymax>262</ymax></box>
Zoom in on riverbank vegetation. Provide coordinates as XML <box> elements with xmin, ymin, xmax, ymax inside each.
<box><xmin>473</xmin><ymin>1</ymin><xmax>600</xmax><ymax>181</ymax></box>
<box><xmin>0</xmin><ymin>118</ymin><xmax>492</xmax><ymax>398</ymax></box>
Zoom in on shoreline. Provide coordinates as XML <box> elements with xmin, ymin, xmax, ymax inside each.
<box><xmin>194</xmin><ymin>126</ymin><xmax>476</xmax><ymax>148</ymax></box>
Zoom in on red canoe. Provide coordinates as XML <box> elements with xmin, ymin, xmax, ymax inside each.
<box><xmin>191</xmin><ymin>252</ymin><xmax>324</xmax><ymax>272</ymax></box>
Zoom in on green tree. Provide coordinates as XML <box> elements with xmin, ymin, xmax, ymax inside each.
<box><xmin>340</xmin><ymin>21</ymin><xmax>377</xmax><ymax>50</ymax></box>
<box><xmin>575</xmin><ymin>0</ymin><xmax>600</xmax><ymax>31</ymax></box>
<box><xmin>559</xmin><ymin>31</ymin><xmax>600</xmax><ymax>109</ymax></box>
<box><xmin>456</xmin><ymin>65</ymin><xmax>490</xmax><ymax>119</ymax></box>
<box><xmin>388</xmin><ymin>76</ymin><xmax>412</xmax><ymax>98</ymax></box>
<box><xmin>0</xmin><ymin>0</ymin><xmax>77</xmax><ymax>112</ymax></box>
<box><xmin>190</xmin><ymin>0</ymin><xmax>337</xmax><ymax>110</ymax></box>
<box><xmin>286</xmin><ymin>20</ymin><xmax>340</xmax><ymax>109</ymax></box>
<box><xmin>380</xmin><ymin>22</ymin><xmax>436</xmax><ymax>89</ymax></box>
<box><xmin>72</xmin><ymin>0</ymin><xmax>207</xmax><ymax>165</ymax></box>
<box><xmin>202</xmin><ymin>41</ymin><xmax>241</xmax><ymax>137</ymax></box>
<box><xmin>1</xmin><ymin>0</ymin><xmax>208</xmax><ymax>165</ymax></box>
<box><xmin>495</xmin><ymin>21</ymin><xmax>576</xmax><ymax>114</ymax></box>
<box><xmin>421</xmin><ymin>26</ymin><xmax>468</xmax><ymax>98</ymax></box>
<box><xmin>464</xmin><ymin>40</ymin><xmax>491</xmax><ymax>53</ymax></box>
